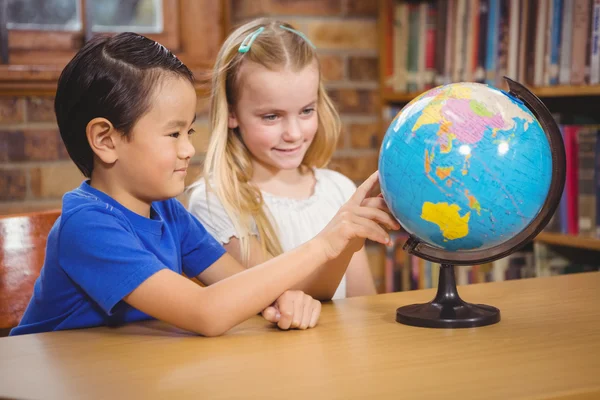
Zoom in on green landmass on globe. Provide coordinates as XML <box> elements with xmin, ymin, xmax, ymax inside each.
<box><xmin>379</xmin><ymin>82</ymin><xmax>552</xmax><ymax>251</ymax></box>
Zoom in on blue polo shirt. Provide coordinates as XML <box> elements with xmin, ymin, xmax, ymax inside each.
<box><xmin>10</xmin><ymin>181</ymin><xmax>225</xmax><ymax>336</ymax></box>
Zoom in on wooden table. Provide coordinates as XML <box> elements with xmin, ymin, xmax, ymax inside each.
<box><xmin>1</xmin><ymin>272</ymin><xmax>599</xmax><ymax>400</ymax></box>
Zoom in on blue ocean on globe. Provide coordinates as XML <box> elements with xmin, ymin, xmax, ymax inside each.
<box><xmin>379</xmin><ymin>82</ymin><xmax>552</xmax><ymax>251</ymax></box>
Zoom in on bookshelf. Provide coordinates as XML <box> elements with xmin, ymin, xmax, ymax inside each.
<box><xmin>377</xmin><ymin>0</ymin><xmax>600</xmax><ymax>291</ymax></box>
<box><xmin>534</xmin><ymin>232</ymin><xmax>600</xmax><ymax>251</ymax></box>
<box><xmin>382</xmin><ymin>84</ymin><xmax>600</xmax><ymax>103</ymax></box>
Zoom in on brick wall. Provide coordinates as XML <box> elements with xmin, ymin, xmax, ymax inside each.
<box><xmin>0</xmin><ymin>95</ymin><xmax>212</xmax><ymax>215</ymax></box>
<box><xmin>0</xmin><ymin>96</ymin><xmax>68</xmax><ymax>214</ymax></box>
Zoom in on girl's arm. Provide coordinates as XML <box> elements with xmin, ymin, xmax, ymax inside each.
<box><xmin>124</xmin><ymin>172</ymin><xmax>395</xmax><ymax>336</ymax></box>
<box><xmin>222</xmin><ymin>195</ymin><xmax>389</xmax><ymax>300</ymax></box>
<box><xmin>223</xmin><ymin>237</ymin><xmax>350</xmax><ymax>300</ymax></box>
<box><xmin>345</xmin><ymin>248</ymin><xmax>378</xmax><ymax>297</ymax></box>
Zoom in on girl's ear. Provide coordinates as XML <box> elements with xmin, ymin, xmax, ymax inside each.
<box><xmin>86</xmin><ymin>117</ymin><xmax>119</xmax><ymax>165</ymax></box>
<box><xmin>228</xmin><ymin>108</ymin><xmax>239</xmax><ymax>129</ymax></box>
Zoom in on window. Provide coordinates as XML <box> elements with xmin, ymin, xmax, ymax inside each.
<box><xmin>91</xmin><ymin>0</ymin><xmax>163</xmax><ymax>33</ymax></box>
<box><xmin>0</xmin><ymin>0</ymin><xmax>227</xmax><ymax>93</ymax></box>
<box><xmin>7</xmin><ymin>0</ymin><xmax>81</xmax><ymax>31</ymax></box>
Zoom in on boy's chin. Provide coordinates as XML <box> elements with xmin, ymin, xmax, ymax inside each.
<box><xmin>158</xmin><ymin>183</ymin><xmax>186</xmax><ymax>201</ymax></box>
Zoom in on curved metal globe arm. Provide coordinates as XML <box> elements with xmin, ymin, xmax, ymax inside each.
<box><xmin>404</xmin><ymin>77</ymin><xmax>567</xmax><ymax>266</ymax></box>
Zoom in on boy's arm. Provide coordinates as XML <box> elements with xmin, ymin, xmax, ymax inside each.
<box><xmin>195</xmin><ymin>252</ymin><xmax>247</xmax><ymax>285</ymax></box>
<box><xmin>220</xmin><ymin>195</ymin><xmax>389</xmax><ymax>300</ymax></box>
<box><xmin>223</xmin><ymin>236</ymin><xmax>355</xmax><ymax>301</ymax></box>
<box><xmin>116</xmin><ymin>171</ymin><xmax>392</xmax><ymax>336</ymax></box>
<box><xmin>124</xmin><ymin>247</ymin><xmax>325</xmax><ymax>336</ymax></box>
<box><xmin>187</xmin><ymin>246</ymin><xmax>324</xmax><ymax>330</ymax></box>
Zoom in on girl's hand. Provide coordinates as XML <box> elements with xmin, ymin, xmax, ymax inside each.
<box><xmin>313</xmin><ymin>171</ymin><xmax>400</xmax><ymax>261</ymax></box>
<box><xmin>261</xmin><ymin>290</ymin><xmax>321</xmax><ymax>330</ymax></box>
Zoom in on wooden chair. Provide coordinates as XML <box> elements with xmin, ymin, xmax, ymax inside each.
<box><xmin>0</xmin><ymin>210</ymin><xmax>60</xmax><ymax>336</ymax></box>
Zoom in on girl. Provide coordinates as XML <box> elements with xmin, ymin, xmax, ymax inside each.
<box><xmin>188</xmin><ymin>19</ymin><xmax>378</xmax><ymax>300</ymax></box>
<box><xmin>11</xmin><ymin>32</ymin><xmax>396</xmax><ymax>337</ymax></box>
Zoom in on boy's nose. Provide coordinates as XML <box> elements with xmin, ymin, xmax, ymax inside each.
<box><xmin>180</xmin><ymin>134</ymin><xmax>196</xmax><ymax>159</ymax></box>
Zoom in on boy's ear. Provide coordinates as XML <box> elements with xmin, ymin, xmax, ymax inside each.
<box><xmin>86</xmin><ymin>117</ymin><xmax>119</xmax><ymax>165</ymax></box>
<box><xmin>228</xmin><ymin>108</ymin><xmax>239</xmax><ymax>129</ymax></box>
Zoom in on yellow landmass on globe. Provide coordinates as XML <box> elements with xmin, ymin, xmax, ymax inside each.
<box><xmin>447</xmin><ymin>85</ymin><xmax>472</xmax><ymax>99</ymax></box>
<box><xmin>412</xmin><ymin>86</ymin><xmax>472</xmax><ymax>133</ymax></box>
<box><xmin>412</xmin><ymin>103</ymin><xmax>443</xmax><ymax>132</ymax></box>
<box><xmin>421</xmin><ymin>202</ymin><xmax>470</xmax><ymax>240</ymax></box>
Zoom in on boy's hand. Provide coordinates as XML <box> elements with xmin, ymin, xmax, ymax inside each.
<box><xmin>314</xmin><ymin>171</ymin><xmax>400</xmax><ymax>261</ymax></box>
<box><xmin>261</xmin><ymin>290</ymin><xmax>321</xmax><ymax>330</ymax></box>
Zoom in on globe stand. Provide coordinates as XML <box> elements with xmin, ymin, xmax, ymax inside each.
<box><xmin>386</xmin><ymin>78</ymin><xmax>565</xmax><ymax>329</ymax></box>
<box><xmin>396</xmin><ymin>264</ymin><xmax>500</xmax><ymax>328</ymax></box>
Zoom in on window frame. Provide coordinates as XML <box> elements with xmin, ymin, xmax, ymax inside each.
<box><xmin>0</xmin><ymin>0</ymin><xmax>227</xmax><ymax>95</ymax></box>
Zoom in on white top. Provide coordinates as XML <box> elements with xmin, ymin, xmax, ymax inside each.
<box><xmin>187</xmin><ymin>168</ymin><xmax>357</xmax><ymax>299</ymax></box>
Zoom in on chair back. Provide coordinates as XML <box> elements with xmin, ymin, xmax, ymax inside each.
<box><xmin>0</xmin><ymin>210</ymin><xmax>60</xmax><ymax>335</ymax></box>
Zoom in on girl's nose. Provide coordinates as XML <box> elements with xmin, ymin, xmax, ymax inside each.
<box><xmin>283</xmin><ymin>118</ymin><xmax>303</xmax><ymax>141</ymax></box>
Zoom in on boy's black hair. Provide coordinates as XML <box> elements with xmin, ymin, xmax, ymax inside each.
<box><xmin>54</xmin><ymin>32</ymin><xmax>194</xmax><ymax>177</ymax></box>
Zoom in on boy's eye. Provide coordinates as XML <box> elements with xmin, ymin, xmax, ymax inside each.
<box><xmin>262</xmin><ymin>114</ymin><xmax>278</xmax><ymax>121</ymax></box>
<box><xmin>168</xmin><ymin>129</ymin><xmax>195</xmax><ymax>138</ymax></box>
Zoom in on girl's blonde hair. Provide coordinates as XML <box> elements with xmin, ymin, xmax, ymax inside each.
<box><xmin>202</xmin><ymin>18</ymin><xmax>341</xmax><ymax>265</ymax></box>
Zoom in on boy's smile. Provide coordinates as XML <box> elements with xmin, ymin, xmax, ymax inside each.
<box><xmin>174</xmin><ymin>166</ymin><xmax>188</xmax><ymax>175</ymax></box>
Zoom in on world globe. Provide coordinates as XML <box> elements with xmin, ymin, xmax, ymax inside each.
<box><xmin>380</xmin><ymin>81</ymin><xmax>552</xmax><ymax>253</ymax></box>
<box><xmin>380</xmin><ymin>78</ymin><xmax>566</xmax><ymax>328</ymax></box>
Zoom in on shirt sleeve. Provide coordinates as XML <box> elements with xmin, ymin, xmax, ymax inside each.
<box><xmin>170</xmin><ymin>199</ymin><xmax>226</xmax><ymax>278</ymax></box>
<box><xmin>187</xmin><ymin>180</ymin><xmax>258</xmax><ymax>245</ymax></box>
<box><xmin>57</xmin><ymin>206</ymin><xmax>168</xmax><ymax>315</ymax></box>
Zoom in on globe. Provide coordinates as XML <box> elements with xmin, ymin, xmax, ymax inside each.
<box><xmin>379</xmin><ymin>81</ymin><xmax>553</xmax><ymax>255</ymax></box>
<box><xmin>381</xmin><ymin>78</ymin><xmax>566</xmax><ymax>329</ymax></box>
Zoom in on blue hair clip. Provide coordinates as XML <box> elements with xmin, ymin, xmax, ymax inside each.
<box><xmin>279</xmin><ymin>25</ymin><xmax>316</xmax><ymax>49</ymax></box>
<box><xmin>238</xmin><ymin>27</ymin><xmax>265</xmax><ymax>53</ymax></box>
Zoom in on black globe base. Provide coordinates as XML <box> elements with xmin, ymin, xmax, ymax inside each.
<box><xmin>396</xmin><ymin>299</ymin><xmax>500</xmax><ymax>328</ymax></box>
<box><xmin>396</xmin><ymin>264</ymin><xmax>500</xmax><ymax>328</ymax></box>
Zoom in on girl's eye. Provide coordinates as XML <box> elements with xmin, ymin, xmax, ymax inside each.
<box><xmin>262</xmin><ymin>114</ymin><xmax>278</xmax><ymax>122</ymax></box>
<box><xmin>302</xmin><ymin>108</ymin><xmax>315</xmax><ymax>115</ymax></box>
<box><xmin>188</xmin><ymin>129</ymin><xmax>196</xmax><ymax>136</ymax></box>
